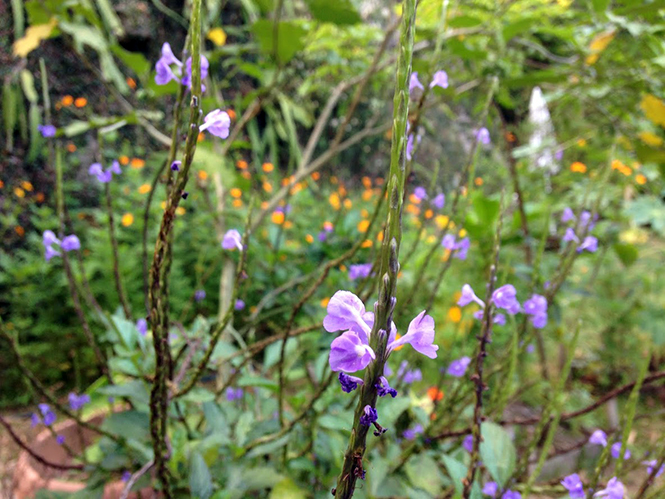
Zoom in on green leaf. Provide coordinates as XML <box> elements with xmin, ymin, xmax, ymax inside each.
<box><xmin>111</xmin><ymin>45</ymin><xmax>150</xmax><ymax>76</ymax></box>
<box><xmin>613</xmin><ymin>243</ymin><xmax>638</xmax><ymax>267</ymax></box>
<box><xmin>448</xmin><ymin>15</ymin><xmax>483</xmax><ymax>28</ymax></box>
<box><xmin>189</xmin><ymin>452</ymin><xmax>214</xmax><ymax>499</ymax></box>
<box><xmin>102</xmin><ymin>410</ymin><xmax>150</xmax><ymax>443</ymax></box>
<box><xmin>241</xmin><ymin>466</ymin><xmax>284</xmax><ymax>490</ymax></box>
<box><xmin>442</xmin><ymin>455</ymin><xmax>483</xmax><ymax>499</ymax></box>
<box><xmin>405</xmin><ymin>453</ymin><xmax>444</xmax><ymax>495</ymax></box>
<box><xmin>269</xmin><ymin>477</ymin><xmax>307</xmax><ymax>499</ymax></box>
<box><xmin>480</xmin><ymin>422</ymin><xmax>516</xmax><ymax>487</ymax></box>
<box><xmin>246</xmin><ymin>434</ymin><xmax>290</xmax><ymax>458</ymax></box>
<box><xmin>252</xmin><ymin>20</ymin><xmax>308</xmax><ymax>64</ymax></box>
<box><xmin>306</xmin><ymin>0</ymin><xmax>361</xmax><ymax>25</ymax></box>
<box><xmin>98</xmin><ymin>380</ymin><xmax>150</xmax><ymax>409</ymax></box>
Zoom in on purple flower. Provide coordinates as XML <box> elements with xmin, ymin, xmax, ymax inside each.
<box><xmin>502</xmin><ymin>492</ymin><xmax>521</xmax><ymax>499</ymax></box>
<box><xmin>44</xmin><ymin>245</ymin><xmax>61</xmax><ymax>262</ymax></box>
<box><xmin>376</xmin><ymin>376</ymin><xmax>397</xmax><ymax>397</ymax></box>
<box><xmin>136</xmin><ymin>318</ymin><xmax>148</xmax><ymax>336</ymax></box>
<box><xmin>60</xmin><ymin>235</ymin><xmax>80</xmax><ymax>252</ymax></box>
<box><xmin>441</xmin><ymin>234</ymin><xmax>456</xmax><ymax>250</ymax></box>
<box><xmin>234</xmin><ymin>299</ymin><xmax>245</xmax><ymax>310</ymax></box>
<box><xmin>359</xmin><ymin>405</ymin><xmax>378</xmax><ymax>426</ymax></box>
<box><xmin>429</xmin><ymin>70</ymin><xmax>449</xmax><ymax>89</ymax></box>
<box><xmin>561</xmin><ymin>473</ymin><xmax>585</xmax><ymax>499</ymax></box>
<box><xmin>199</xmin><ymin>109</ymin><xmax>230</xmax><ymax>139</ymax></box>
<box><xmin>171</xmin><ymin>161</ymin><xmax>181</xmax><ymax>171</ymax></box>
<box><xmin>180</xmin><ymin>55</ymin><xmax>210</xmax><ymax>89</ymax></box>
<box><xmin>432</xmin><ymin>193</ymin><xmax>445</xmax><ymax>210</ymax></box>
<box><xmin>348</xmin><ymin>263</ymin><xmax>372</xmax><ymax>281</ymax></box>
<box><xmin>323</xmin><ymin>291</ymin><xmax>371</xmax><ymax>339</ymax></box>
<box><xmin>221</xmin><ymin>229</ymin><xmax>243</xmax><ymax>251</ymax></box>
<box><xmin>121</xmin><ymin>471</ymin><xmax>132</xmax><ymax>482</ymax></box>
<box><xmin>155</xmin><ymin>59</ymin><xmax>179</xmax><ymax>85</ymax></box>
<box><xmin>555</xmin><ymin>148</ymin><xmax>564</xmax><ymax>161</ymax></box>
<box><xmin>463</xmin><ymin>434</ymin><xmax>473</xmax><ymax>452</ymax></box>
<box><xmin>476</xmin><ymin>127</ymin><xmax>490</xmax><ymax>145</ymax></box>
<box><xmin>56</xmin><ymin>435</ymin><xmax>65</xmax><ymax>445</ymax></box>
<box><xmin>414</xmin><ymin>186</ymin><xmax>427</xmax><ymax>200</ymax></box>
<box><xmin>447</xmin><ymin>356</ymin><xmax>471</xmax><ymax>377</ymax></box>
<box><xmin>526</xmin><ymin>343</ymin><xmax>535</xmax><ymax>353</ymax></box>
<box><xmin>454</xmin><ymin>237</ymin><xmax>470</xmax><ymax>260</ymax></box>
<box><xmin>110</xmin><ymin>161</ymin><xmax>122</xmax><ymax>175</ymax></box>
<box><xmin>339</xmin><ymin>372</ymin><xmax>364</xmax><ymax>393</ymax></box>
<box><xmin>194</xmin><ymin>290</ymin><xmax>206</xmax><ymax>302</ymax></box>
<box><xmin>68</xmin><ymin>392</ymin><xmax>90</xmax><ymax>411</ymax></box>
<box><xmin>482</xmin><ymin>481</ymin><xmax>498</xmax><ymax>497</ymax></box>
<box><xmin>88</xmin><ymin>163</ymin><xmax>112</xmax><ymax>183</ymax></box>
<box><xmin>403</xmin><ymin>424</ymin><xmax>424</xmax><ymax>440</ymax></box>
<box><xmin>225</xmin><ymin>387</ymin><xmax>243</xmax><ymax>401</ymax></box>
<box><xmin>329</xmin><ymin>331</ymin><xmax>376</xmax><ymax>372</ymax></box>
<box><xmin>403</xmin><ymin>369</ymin><xmax>422</xmax><ymax>384</ymax></box>
<box><xmin>458</xmin><ymin>284</ymin><xmax>485</xmax><ymax>308</ymax></box>
<box><xmin>409</xmin><ymin>72</ymin><xmax>424</xmax><ymax>94</ymax></box>
<box><xmin>318</xmin><ymin>231</ymin><xmax>328</xmax><ymax>242</ymax></box>
<box><xmin>30</xmin><ymin>413</ymin><xmax>41</xmax><ymax>427</ymax></box>
<box><xmin>387</xmin><ymin>310</ymin><xmax>438</xmax><ymax>359</ymax></box>
<box><xmin>524</xmin><ymin>294</ymin><xmax>548</xmax><ymax>329</ymax></box>
<box><xmin>159</xmin><ymin>42</ymin><xmax>182</xmax><ymax>67</ymax></box>
<box><xmin>38</xmin><ymin>124</ymin><xmax>57</xmax><ymax>138</ymax></box>
<box><xmin>39</xmin><ymin>404</ymin><xmax>56</xmax><ymax>426</ymax></box>
<box><xmin>494</xmin><ymin>313</ymin><xmax>506</xmax><ymax>325</ymax></box>
<box><xmin>406</xmin><ymin>134</ymin><xmax>415</xmax><ymax>161</ymax></box>
<box><xmin>594</xmin><ymin>477</ymin><xmax>624</xmax><ymax>499</ymax></box>
<box><xmin>643</xmin><ymin>460</ymin><xmax>665</xmax><ymax>477</ymax></box>
<box><xmin>577</xmin><ymin>236</ymin><xmax>598</xmax><ymax>253</ymax></box>
<box><xmin>530</xmin><ymin>313</ymin><xmax>548</xmax><ymax>328</ymax></box>
<box><xmin>563</xmin><ymin>227</ymin><xmax>578</xmax><ymax>243</ymax></box>
<box><xmin>43</xmin><ymin>230</ymin><xmax>60</xmax><ymax>247</ymax></box>
<box><xmin>579</xmin><ymin>210</ymin><xmax>592</xmax><ymax>228</ymax></box>
<box><xmin>610</xmin><ymin>442</ymin><xmax>631</xmax><ymax>460</ymax></box>
<box><xmin>492</xmin><ymin>285</ymin><xmax>521</xmax><ymax>314</ymax></box>
<box><xmin>561</xmin><ymin>207</ymin><xmax>576</xmax><ymax>223</ymax></box>
<box><xmin>589</xmin><ymin>429</ymin><xmax>608</xmax><ymax>447</ymax></box>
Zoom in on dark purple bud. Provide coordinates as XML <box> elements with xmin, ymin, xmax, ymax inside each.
<box><xmin>171</xmin><ymin>161</ymin><xmax>182</xmax><ymax>171</ymax></box>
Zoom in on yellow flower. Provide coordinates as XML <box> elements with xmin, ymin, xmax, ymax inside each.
<box><xmin>138</xmin><ymin>184</ymin><xmax>151</xmax><ymax>194</ymax></box>
<box><xmin>577</xmin><ymin>139</ymin><xmax>587</xmax><ymax>147</ymax></box>
<box><xmin>230</xmin><ymin>188</ymin><xmax>242</xmax><ymax>198</ymax></box>
<box><xmin>343</xmin><ymin>199</ymin><xmax>352</xmax><ymax>209</ymax></box>
<box><xmin>14</xmin><ymin>187</ymin><xmax>25</xmax><ymax>198</ymax></box>
<box><xmin>570</xmin><ymin>161</ymin><xmax>587</xmax><ymax>173</ymax></box>
<box><xmin>435</xmin><ymin>215</ymin><xmax>449</xmax><ymax>229</ymax></box>
<box><xmin>458</xmin><ymin>228</ymin><xmax>467</xmax><ymax>238</ymax></box>
<box><xmin>271</xmin><ymin>211</ymin><xmax>285</xmax><ymax>225</ymax></box>
<box><xmin>361</xmin><ymin>239</ymin><xmax>372</xmax><ymax>248</ymax></box>
<box><xmin>21</xmin><ymin>181</ymin><xmax>34</xmax><ymax>191</ymax></box>
<box><xmin>175</xmin><ymin>207</ymin><xmax>185</xmax><ymax>216</ymax></box>
<box><xmin>447</xmin><ymin>306</ymin><xmax>462</xmax><ymax>323</ymax></box>
<box><xmin>635</xmin><ymin>174</ymin><xmax>647</xmax><ymax>185</ymax></box>
<box><xmin>121</xmin><ymin>213</ymin><xmax>134</xmax><ymax>226</ymax></box>
<box><xmin>305</xmin><ymin>234</ymin><xmax>314</xmax><ymax>243</ymax></box>
<box><xmin>329</xmin><ymin>193</ymin><xmax>341</xmax><ymax>210</ymax></box>
<box><xmin>638</xmin><ymin>131</ymin><xmax>663</xmax><ymax>147</ymax></box>
<box><xmin>357</xmin><ymin>220</ymin><xmax>370</xmax><ymax>233</ymax></box>
<box><xmin>641</xmin><ymin>95</ymin><xmax>665</xmax><ymax>127</ymax></box>
<box><xmin>207</xmin><ymin>27</ymin><xmax>227</xmax><ymax>46</ymax></box>
<box><xmin>320</xmin><ymin>297</ymin><xmax>330</xmax><ymax>308</ymax></box>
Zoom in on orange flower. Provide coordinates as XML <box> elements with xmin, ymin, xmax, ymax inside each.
<box><xmin>448</xmin><ymin>306</ymin><xmax>462</xmax><ymax>323</ymax></box>
<box><xmin>74</xmin><ymin>97</ymin><xmax>87</xmax><ymax>108</ymax></box>
<box><xmin>284</xmin><ymin>220</ymin><xmax>293</xmax><ymax>229</ymax></box>
<box><xmin>361</xmin><ymin>239</ymin><xmax>372</xmax><ymax>248</ymax></box>
<box><xmin>119</xmin><ymin>155</ymin><xmax>130</xmax><ymax>165</ymax></box>
<box><xmin>197</xmin><ymin>132</ymin><xmax>205</xmax><ymax>142</ymax></box>
<box><xmin>424</xmin><ymin>209</ymin><xmax>433</xmax><ymax>219</ymax></box>
<box><xmin>15</xmin><ymin>226</ymin><xmax>25</xmax><ymax>237</ymax></box>
<box><xmin>361</xmin><ymin>176</ymin><xmax>372</xmax><ymax>189</ymax></box>
<box><xmin>121</xmin><ymin>213</ymin><xmax>134</xmax><ymax>226</ymax></box>
<box><xmin>271</xmin><ymin>211</ymin><xmax>285</xmax><ymax>225</ymax></box>
<box><xmin>0</xmin><ymin>180</ymin><xmax>4</xmax><ymax>188</ymax></box>
<box><xmin>570</xmin><ymin>161</ymin><xmax>587</xmax><ymax>173</ymax></box>
<box><xmin>320</xmin><ymin>297</ymin><xmax>330</xmax><ymax>308</ymax></box>
<box><xmin>138</xmin><ymin>184</ymin><xmax>151</xmax><ymax>194</ymax></box>
<box><xmin>329</xmin><ymin>193</ymin><xmax>341</xmax><ymax>210</ymax></box>
<box><xmin>66</xmin><ymin>143</ymin><xmax>77</xmax><ymax>153</ymax></box>
<box><xmin>241</xmin><ymin>171</ymin><xmax>251</xmax><ymax>180</ymax></box>
<box><xmin>262</xmin><ymin>162</ymin><xmax>274</xmax><ymax>173</ymax></box>
<box><xmin>126</xmin><ymin>77</ymin><xmax>137</xmax><ymax>90</ymax></box>
<box><xmin>338</xmin><ymin>185</ymin><xmax>347</xmax><ymax>197</ymax></box>
<box><xmin>21</xmin><ymin>181</ymin><xmax>33</xmax><ymax>191</ymax></box>
<box><xmin>323</xmin><ymin>221</ymin><xmax>333</xmax><ymax>231</ymax></box>
<box><xmin>230</xmin><ymin>188</ymin><xmax>242</xmax><ymax>198</ymax></box>
<box><xmin>198</xmin><ymin>170</ymin><xmax>208</xmax><ymax>181</ymax></box>
<box><xmin>261</xmin><ymin>201</ymin><xmax>269</xmax><ymax>209</ymax></box>
<box><xmin>227</xmin><ymin>109</ymin><xmax>236</xmax><ymax>120</ymax></box>
<box><xmin>362</xmin><ymin>189</ymin><xmax>373</xmax><ymax>201</ymax></box>
<box><xmin>130</xmin><ymin>158</ymin><xmax>145</xmax><ymax>169</ymax></box>
<box><xmin>376</xmin><ymin>231</ymin><xmax>384</xmax><ymax>242</ymax></box>
<box><xmin>343</xmin><ymin>199</ymin><xmax>352</xmax><ymax>209</ymax></box>
<box><xmin>635</xmin><ymin>174</ymin><xmax>647</xmax><ymax>185</ymax></box>
<box><xmin>474</xmin><ymin>177</ymin><xmax>483</xmax><ymax>186</ymax></box>
<box><xmin>409</xmin><ymin>193</ymin><xmax>421</xmax><ymax>204</ymax></box>
<box><xmin>232</xmin><ymin>199</ymin><xmax>242</xmax><ymax>208</ymax></box>
<box><xmin>311</xmin><ymin>171</ymin><xmax>320</xmax><ymax>181</ymax></box>
<box><xmin>14</xmin><ymin>187</ymin><xmax>25</xmax><ymax>198</ymax></box>
<box><xmin>236</xmin><ymin>160</ymin><xmax>248</xmax><ymax>170</ymax></box>
<box><xmin>357</xmin><ymin>220</ymin><xmax>370</xmax><ymax>233</ymax></box>
<box><xmin>427</xmin><ymin>387</ymin><xmax>444</xmax><ymax>402</ymax></box>
<box><xmin>330</xmin><ymin>176</ymin><xmax>338</xmax><ymax>185</ymax></box>
<box><xmin>305</xmin><ymin>234</ymin><xmax>314</xmax><ymax>243</ymax></box>
<box><xmin>61</xmin><ymin>95</ymin><xmax>74</xmax><ymax>106</ymax></box>
<box><xmin>262</xmin><ymin>181</ymin><xmax>273</xmax><ymax>193</ymax></box>
<box><xmin>505</xmin><ymin>131</ymin><xmax>516</xmax><ymax>143</ymax></box>
<box><xmin>35</xmin><ymin>192</ymin><xmax>45</xmax><ymax>202</ymax></box>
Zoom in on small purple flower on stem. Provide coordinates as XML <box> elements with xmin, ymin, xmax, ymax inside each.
<box><xmin>577</xmin><ymin>236</ymin><xmax>598</xmax><ymax>253</ymax></box>
<box><xmin>339</xmin><ymin>372</ymin><xmax>364</xmax><ymax>393</ymax></box>
<box><xmin>68</xmin><ymin>392</ymin><xmax>90</xmax><ymax>411</ymax></box>
<box><xmin>482</xmin><ymin>481</ymin><xmax>498</xmax><ymax>497</ymax></box>
<box><xmin>643</xmin><ymin>460</ymin><xmax>665</xmax><ymax>477</ymax></box>
<box><xmin>376</xmin><ymin>376</ymin><xmax>397</xmax><ymax>397</ymax></box>
<box><xmin>194</xmin><ymin>290</ymin><xmax>206</xmax><ymax>302</ymax></box>
<box><xmin>501</xmin><ymin>491</ymin><xmax>521</xmax><ymax>499</ymax></box>
<box><xmin>524</xmin><ymin>294</ymin><xmax>548</xmax><ymax>329</ymax></box>
<box><xmin>60</xmin><ymin>235</ymin><xmax>80</xmax><ymax>252</ymax></box>
<box><xmin>180</xmin><ymin>55</ymin><xmax>210</xmax><ymax>89</ymax></box>
<box><xmin>38</xmin><ymin>124</ymin><xmax>57</xmax><ymax>138</ymax></box>
<box><xmin>563</xmin><ymin>227</ymin><xmax>578</xmax><ymax>243</ymax></box>
<box><xmin>492</xmin><ymin>285</ymin><xmax>521</xmax><ymax>314</ymax></box>
<box><xmin>441</xmin><ymin>234</ymin><xmax>456</xmax><ymax>250</ymax></box>
<box><xmin>323</xmin><ymin>291</ymin><xmax>371</xmax><ymax>338</ymax></box>
<box><xmin>171</xmin><ymin>161</ymin><xmax>181</xmax><ymax>171</ymax></box>
<box><xmin>38</xmin><ymin>404</ymin><xmax>56</xmax><ymax>426</ymax></box>
<box><xmin>458</xmin><ymin>284</ymin><xmax>485</xmax><ymax>308</ymax></box>
<box><xmin>56</xmin><ymin>435</ymin><xmax>65</xmax><ymax>445</ymax></box>
<box><xmin>561</xmin><ymin>207</ymin><xmax>576</xmax><ymax>223</ymax></box>
<box><xmin>561</xmin><ymin>473</ymin><xmax>585</xmax><ymax>499</ymax></box>
<box><xmin>432</xmin><ymin>193</ymin><xmax>445</xmax><ymax>210</ymax></box>
<box><xmin>234</xmin><ymin>299</ymin><xmax>245</xmax><ymax>311</ymax></box>
<box><xmin>454</xmin><ymin>237</ymin><xmax>470</xmax><ymax>260</ymax></box>
<box><xmin>225</xmin><ymin>387</ymin><xmax>243</xmax><ymax>401</ymax></box>
<box><xmin>413</xmin><ymin>186</ymin><xmax>427</xmax><ymax>200</ymax></box>
<box><xmin>45</xmin><ymin>246</ymin><xmax>61</xmax><ymax>262</ymax></box>
<box><xmin>30</xmin><ymin>413</ymin><xmax>41</xmax><ymax>427</ymax></box>
<box><xmin>429</xmin><ymin>70</ymin><xmax>449</xmax><ymax>89</ymax></box>
<box><xmin>359</xmin><ymin>405</ymin><xmax>378</xmax><ymax>427</ymax></box>
<box><xmin>88</xmin><ymin>163</ymin><xmax>112</xmax><ymax>183</ymax></box>
<box><xmin>43</xmin><ymin>230</ymin><xmax>60</xmax><ymax>248</ymax></box>
<box><xmin>409</xmin><ymin>72</ymin><xmax>424</xmax><ymax>94</ymax></box>
<box><xmin>463</xmin><ymin>434</ymin><xmax>473</xmax><ymax>452</ymax></box>
<box><xmin>199</xmin><ymin>109</ymin><xmax>231</xmax><ymax>139</ymax></box>
<box><xmin>447</xmin><ymin>356</ymin><xmax>471</xmax><ymax>377</ymax></box>
<box><xmin>221</xmin><ymin>229</ymin><xmax>243</xmax><ymax>251</ymax></box>
<box><xmin>476</xmin><ymin>127</ymin><xmax>491</xmax><ymax>145</ymax></box>
<box><xmin>555</xmin><ymin>148</ymin><xmax>564</xmax><ymax>161</ymax></box>
<box><xmin>403</xmin><ymin>369</ymin><xmax>422</xmax><ymax>384</ymax></box>
<box><xmin>403</xmin><ymin>424</ymin><xmax>424</xmax><ymax>440</ymax></box>
<box><xmin>136</xmin><ymin>318</ymin><xmax>147</xmax><ymax>336</ymax></box>
<box><xmin>594</xmin><ymin>477</ymin><xmax>624</xmax><ymax>498</ymax></box>
<box><xmin>589</xmin><ymin>429</ymin><xmax>608</xmax><ymax>447</ymax></box>
<box><xmin>494</xmin><ymin>313</ymin><xmax>506</xmax><ymax>325</ymax></box>
<box><xmin>121</xmin><ymin>471</ymin><xmax>132</xmax><ymax>482</ymax></box>
<box><xmin>348</xmin><ymin>263</ymin><xmax>372</xmax><ymax>281</ymax></box>
<box><xmin>110</xmin><ymin>161</ymin><xmax>122</xmax><ymax>175</ymax></box>
<box><xmin>329</xmin><ymin>331</ymin><xmax>375</xmax><ymax>372</ymax></box>
<box><xmin>610</xmin><ymin>442</ymin><xmax>631</xmax><ymax>460</ymax></box>
<box><xmin>387</xmin><ymin>310</ymin><xmax>438</xmax><ymax>359</ymax></box>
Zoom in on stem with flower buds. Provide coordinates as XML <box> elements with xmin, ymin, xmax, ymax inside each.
<box><xmin>333</xmin><ymin>2</ymin><xmax>415</xmax><ymax>498</ymax></box>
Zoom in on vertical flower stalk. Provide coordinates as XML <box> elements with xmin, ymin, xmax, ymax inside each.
<box><xmin>333</xmin><ymin>2</ymin><xmax>415</xmax><ymax>498</ymax></box>
<box><xmin>148</xmin><ymin>0</ymin><xmax>202</xmax><ymax>496</ymax></box>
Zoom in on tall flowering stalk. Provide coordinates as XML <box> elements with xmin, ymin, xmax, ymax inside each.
<box><xmin>332</xmin><ymin>1</ymin><xmax>416</xmax><ymax>497</ymax></box>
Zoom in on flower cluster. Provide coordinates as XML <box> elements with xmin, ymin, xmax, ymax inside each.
<box><xmin>68</xmin><ymin>392</ymin><xmax>91</xmax><ymax>411</ymax></box>
<box><xmin>458</xmin><ymin>284</ymin><xmax>549</xmax><ymax>329</ymax></box>
<box><xmin>43</xmin><ymin>230</ymin><xmax>80</xmax><ymax>262</ymax></box>
<box><xmin>32</xmin><ymin>403</ymin><xmax>56</xmax><ymax>427</ymax></box>
<box><xmin>154</xmin><ymin>42</ymin><xmax>209</xmax><ymax>91</ymax></box>
<box><xmin>89</xmin><ymin>160</ymin><xmax>122</xmax><ymax>183</ymax></box>
<box><xmin>561</xmin><ymin>208</ymin><xmax>598</xmax><ymax>253</ymax></box>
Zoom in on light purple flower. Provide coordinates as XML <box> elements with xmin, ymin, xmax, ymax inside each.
<box><xmin>376</xmin><ymin>376</ymin><xmax>397</xmax><ymax>397</ymax></box>
<box><xmin>589</xmin><ymin>429</ymin><xmax>608</xmax><ymax>447</ymax></box>
<box><xmin>432</xmin><ymin>193</ymin><xmax>445</xmax><ymax>210</ymax></box>
<box><xmin>643</xmin><ymin>460</ymin><xmax>665</xmax><ymax>478</ymax></box>
<box><xmin>387</xmin><ymin>310</ymin><xmax>438</xmax><ymax>359</ymax></box>
<box><xmin>463</xmin><ymin>434</ymin><xmax>473</xmax><ymax>452</ymax></box>
<box><xmin>494</xmin><ymin>313</ymin><xmax>506</xmax><ymax>325</ymax></box>
<box><xmin>454</xmin><ymin>237</ymin><xmax>470</xmax><ymax>260</ymax></box>
<box><xmin>563</xmin><ymin>227</ymin><xmax>578</xmax><ymax>243</ymax></box>
<box><xmin>42</xmin><ymin>230</ymin><xmax>60</xmax><ymax>247</ymax></box>
<box><xmin>403</xmin><ymin>424</ymin><xmax>424</xmax><ymax>440</ymax></box>
<box><xmin>155</xmin><ymin>59</ymin><xmax>179</xmax><ymax>85</ymax></box>
<box><xmin>136</xmin><ymin>318</ymin><xmax>147</xmax><ymax>336</ymax></box>
<box><xmin>482</xmin><ymin>481</ymin><xmax>498</xmax><ymax>497</ymax></box>
<box><xmin>348</xmin><ymin>263</ymin><xmax>372</xmax><ymax>281</ymax></box>
<box><xmin>234</xmin><ymin>299</ymin><xmax>245</xmax><ymax>310</ymax></box>
<box><xmin>561</xmin><ymin>207</ymin><xmax>575</xmax><ymax>223</ymax></box>
<box><xmin>492</xmin><ymin>285</ymin><xmax>520</xmax><ymax>314</ymax></box>
<box><xmin>30</xmin><ymin>413</ymin><xmax>41</xmax><ymax>427</ymax></box>
<box><xmin>44</xmin><ymin>245</ymin><xmax>61</xmax><ymax>262</ymax></box>
<box><xmin>199</xmin><ymin>109</ymin><xmax>231</xmax><ymax>139</ymax></box>
<box><xmin>414</xmin><ymin>186</ymin><xmax>427</xmax><ymax>200</ymax></box>
<box><xmin>561</xmin><ymin>473</ymin><xmax>585</xmax><ymax>499</ymax></box>
<box><xmin>329</xmin><ymin>331</ymin><xmax>376</xmax><ymax>372</ymax></box>
<box><xmin>68</xmin><ymin>392</ymin><xmax>90</xmax><ymax>411</ymax></box>
<box><xmin>523</xmin><ymin>294</ymin><xmax>547</xmax><ymax>316</ymax></box>
<box><xmin>359</xmin><ymin>405</ymin><xmax>378</xmax><ymax>426</ymax></box>
<box><xmin>594</xmin><ymin>477</ymin><xmax>624</xmax><ymax>499</ymax></box>
<box><xmin>458</xmin><ymin>284</ymin><xmax>485</xmax><ymax>308</ymax></box>
<box><xmin>441</xmin><ymin>234</ymin><xmax>456</xmax><ymax>250</ymax></box>
<box><xmin>610</xmin><ymin>442</ymin><xmax>631</xmax><ymax>460</ymax></box>
<box><xmin>502</xmin><ymin>492</ymin><xmax>521</xmax><ymax>499</ymax></box>
<box><xmin>225</xmin><ymin>387</ymin><xmax>243</xmax><ymax>401</ymax></box>
<box><xmin>88</xmin><ymin>163</ymin><xmax>112</xmax><ymax>183</ymax></box>
<box><xmin>429</xmin><ymin>70</ymin><xmax>449</xmax><ymax>89</ymax></box>
<box><xmin>323</xmin><ymin>291</ymin><xmax>371</xmax><ymax>338</ymax></box>
<box><xmin>159</xmin><ymin>42</ymin><xmax>182</xmax><ymax>67</ymax></box>
<box><xmin>180</xmin><ymin>55</ymin><xmax>210</xmax><ymax>89</ymax></box>
<box><xmin>577</xmin><ymin>236</ymin><xmax>598</xmax><ymax>253</ymax></box>
<box><xmin>221</xmin><ymin>229</ymin><xmax>243</xmax><ymax>251</ymax></box>
<box><xmin>579</xmin><ymin>210</ymin><xmax>592</xmax><ymax>228</ymax></box>
<box><xmin>447</xmin><ymin>356</ymin><xmax>471</xmax><ymax>377</ymax></box>
<box><xmin>403</xmin><ymin>369</ymin><xmax>422</xmax><ymax>384</ymax></box>
<box><xmin>339</xmin><ymin>372</ymin><xmax>364</xmax><ymax>393</ymax></box>
<box><xmin>194</xmin><ymin>290</ymin><xmax>206</xmax><ymax>302</ymax></box>
<box><xmin>121</xmin><ymin>471</ymin><xmax>132</xmax><ymax>482</ymax></box>
<box><xmin>38</xmin><ymin>124</ymin><xmax>57</xmax><ymax>138</ymax></box>
<box><xmin>555</xmin><ymin>148</ymin><xmax>564</xmax><ymax>161</ymax></box>
<box><xmin>409</xmin><ymin>72</ymin><xmax>424</xmax><ymax>93</ymax></box>
<box><xmin>531</xmin><ymin>313</ymin><xmax>548</xmax><ymax>329</ymax></box>
<box><xmin>61</xmin><ymin>235</ymin><xmax>80</xmax><ymax>252</ymax></box>
<box><xmin>56</xmin><ymin>435</ymin><xmax>65</xmax><ymax>445</ymax></box>
<box><xmin>526</xmin><ymin>343</ymin><xmax>535</xmax><ymax>353</ymax></box>
<box><xmin>38</xmin><ymin>404</ymin><xmax>56</xmax><ymax>426</ymax></box>
<box><xmin>476</xmin><ymin>127</ymin><xmax>490</xmax><ymax>145</ymax></box>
